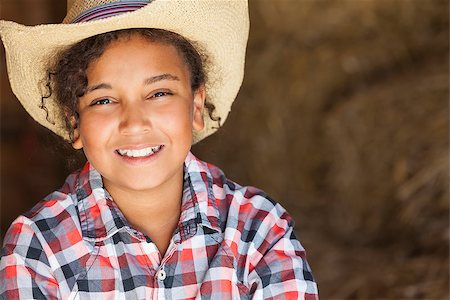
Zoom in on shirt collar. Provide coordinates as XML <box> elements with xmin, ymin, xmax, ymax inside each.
<box><xmin>75</xmin><ymin>152</ymin><xmax>222</xmax><ymax>243</ymax></box>
<box><xmin>178</xmin><ymin>152</ymin><xmax>222</xmax><ymax>240</ymax></box>
<box><xmin>75</xmin><ymin>162</ymin><xmax>129</xmax><ymax>242</ymax></box>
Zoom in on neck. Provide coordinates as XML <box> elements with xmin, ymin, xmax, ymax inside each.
<box><xmin>104</xmin><ymin>169</ymin><xmax>184</xmax><ymax>255</ymax></box>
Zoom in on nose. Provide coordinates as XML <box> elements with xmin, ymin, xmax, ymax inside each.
<box><xmin>118</xmin><ymin>102</ymin><xmax>152</xmax><ymax>135</ymax></box>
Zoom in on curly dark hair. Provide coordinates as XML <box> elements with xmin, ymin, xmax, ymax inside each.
<box><xmin>47</xmin><ymin>28</ymin><xmax>219</xmax><ymax>142</ymax></box>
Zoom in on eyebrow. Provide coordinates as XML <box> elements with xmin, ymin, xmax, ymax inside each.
<box><xmin>144</xmin><ymin>73</ymin><xmax>180</xmax><ymax>85</ymax></box>
<box><xmin>84</xmin><ymin>73</ymin><xmax>181</xmax><ymax>94</ymax></box>
<box><xmin>85</xmin><ymin>83</ymin><xmax>111</xmax><ymax>94</ymax></box>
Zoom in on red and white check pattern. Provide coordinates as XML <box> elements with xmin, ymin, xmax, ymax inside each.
<box><xmin>1</xmin><ymin>152</ymin><xmax>318</xmax><ymax>299</ymax></box>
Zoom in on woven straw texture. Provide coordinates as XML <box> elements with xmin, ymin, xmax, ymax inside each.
<box><xmin>0</xmin><ymin>0</ymin><xmax>249</xmax><ymax>143</ymax></box>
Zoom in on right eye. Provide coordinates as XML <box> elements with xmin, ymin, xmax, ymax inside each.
<box><xmin>91</xmin><ymin>98</ymin><xmax>112</xmax><ymax>106</ymax></box>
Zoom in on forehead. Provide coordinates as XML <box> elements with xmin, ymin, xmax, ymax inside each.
<box><xmin>86</xmin><ymin>35</ymin><xmax>189</xmax><ymax>79</ymax></box>
<box><xmin>98</xmin><ymin>34</ymin><xmax>182</xmax><ymax>63</ymax></box>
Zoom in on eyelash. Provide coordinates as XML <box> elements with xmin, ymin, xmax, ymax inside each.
<box><xmin>151</xmin><ymin>91</ymin><xmax>173</xmax><ymax>98</ymax></box>
<box><xmin>90</xmin><ymin>98</ymin><xmax>112</xmax><ymax>106</ymax></box>
<box><xmin>89</xmin><ymin>91</ymin><xmax>173</xmax><ymax>106</ymax></box>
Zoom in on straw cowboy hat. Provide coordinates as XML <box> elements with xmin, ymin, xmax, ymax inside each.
<box><xmin>0</xmin><ymin>0</ymin><xmax>249</xmax><ymax>143</ymax></box>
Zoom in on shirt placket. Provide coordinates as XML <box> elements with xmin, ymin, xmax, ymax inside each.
<box><xmin>152</xmin><ymin>239</ymin><xmax>178</xmax><ymax>299</ymax></box>
<box><xmin>131</xmin><ymin>230</ymin><xmax>165</xmax><ymax>298</ymax></box>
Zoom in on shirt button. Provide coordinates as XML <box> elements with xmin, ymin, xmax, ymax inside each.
<box><xmin>157</xmin><ymin>269</ymin><xmax>167</xmax><ymax>281</ymax></box>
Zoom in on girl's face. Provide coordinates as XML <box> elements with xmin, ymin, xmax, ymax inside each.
<box><xmin>73</xmin><ymin>35</ymin><xmax>205</xmax><ymax>195</ymax></box>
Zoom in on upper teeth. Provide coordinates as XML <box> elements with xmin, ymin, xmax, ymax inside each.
<box><xmin>118</xmin><ymin>146</ymin><xmax>162</xmax><ymax>157</ymax></box>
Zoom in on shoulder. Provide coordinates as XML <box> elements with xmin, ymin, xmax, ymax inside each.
<box><xmin>0</xmin><ymin>171</ymin><xmax>84</xmax><ymax>299</ymax></box>
<box><xmin>206</xmin><ymin>161</ymin><xmax>294</xmax><ymax>248</ymax></box>
<box><xmin>186</xmin><ymin>153</ymin><xmax>296</xmax><ymax>247</ymax></box>
<box><xmin>206</xmin><ymin>160</ymin><xmax>291</xmax><ymax>221</ymax></box>
<box><xmin>2</xmin><ymin>169</ymin><xmax>83</xmax><ymax>253</ymax></box>
<box><xmin>204</xmin><ymin>163</ymin><xmax>318</xmax><ymax>297</ymax></box>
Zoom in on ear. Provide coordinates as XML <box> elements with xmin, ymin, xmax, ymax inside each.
<box><xmin>192</xmin><ymin>86</ymin><xmax>206</xmax><ymax>131</ymax></box>
<box><xmin>69</xmin><ymin>114</ymin><xmax>83</xmax><ymax>150</ymax></box>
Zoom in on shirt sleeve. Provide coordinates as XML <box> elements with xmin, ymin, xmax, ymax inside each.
<box><xmin>246</xmin><ymin>213</ymin><xmax>319</xmax><ymax>299</ymax></box>
<box><xmin>0</xmin><ymin>217</ymin><xmax>60</xmax><ymax>300</ymax></box>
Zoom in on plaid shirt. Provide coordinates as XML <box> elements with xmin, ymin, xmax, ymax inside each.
<box><xmin>1</xmin><ymin>152</ymin><xmax>318</xmax><ymax>299</ymax></box>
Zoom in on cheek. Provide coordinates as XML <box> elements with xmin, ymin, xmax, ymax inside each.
<box><xmin>155</xmin><ymin>103</ymin><xmax>194</xmax><ymax>132</ymax></box>
<box><xmin>78</xmin><ymin>114</ymin><xmax>114</xmax><ymax>148</ymax></box>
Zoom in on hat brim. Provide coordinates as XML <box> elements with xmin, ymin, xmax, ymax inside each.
<box><xmin>0</xmin><ymin>0</ymin><xmax>249</xmax><ymax>143</ymax></box>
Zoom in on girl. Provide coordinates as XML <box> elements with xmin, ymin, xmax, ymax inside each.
<box><xmin>0</xmin><ymin>0</ymin><xmax>318</xmax><ymax>299</ymax></box>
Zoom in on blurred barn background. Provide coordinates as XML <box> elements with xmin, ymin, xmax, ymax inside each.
<box><xmin>1</xmin><ymin>0</ymin><xmax>448</xmax><ymax>298</ymax></box>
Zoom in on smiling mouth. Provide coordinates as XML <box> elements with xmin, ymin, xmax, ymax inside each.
<box><xmin>116</xmin><ymin>145</ymin><xmax>163</xmax><ymax>157</ymax></box>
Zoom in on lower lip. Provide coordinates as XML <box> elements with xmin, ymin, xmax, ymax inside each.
<box><xmin>116</xmin><ymin>146</ymin><xmax>164</xmax><ymax>166</ymax></box>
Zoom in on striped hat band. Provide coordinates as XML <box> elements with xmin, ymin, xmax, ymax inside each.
<box><xmin>69</xmin><ymin>0</ymin><xmax>151</xmax><ymax>23</ymax></box>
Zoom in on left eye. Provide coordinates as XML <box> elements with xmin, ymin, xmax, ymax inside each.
<box><xmin>91</xmin><ymin>98</ymin><xmax>112</xmax><ymax>106</ymax></box>
<box><xmin>152</xmin><ymin>91</ymin><xmax>173</xmax><ymax>98</ymax></box>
